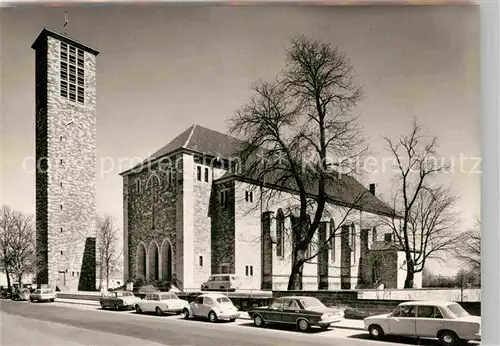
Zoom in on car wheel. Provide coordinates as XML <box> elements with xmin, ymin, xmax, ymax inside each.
<box><xmin>182</xmin><ymin>308</ymin><xmax>190</xmax><ymax>319</ymax></box>
<box><xmin>230</xmin><ymin>318</ymin><xmax>236</xmax><ymax>322</ymax></box>
<box><xmin>156</xmin><ymin>307</ymin><xmax>164</xmax><ymax>316</ymax></box>
<box><xmin>253</xmin><ymin>314</ymin><xmax>264</xmax><ymax>327</ymax></box>
<box><xmin>50</xmin><ymin>299</ymin><xmax>54</xmax><ymax>302</ymax></box>
<box><xmin>368</xmin><ymin>325</ymin><xmax>385</xmax><ymax>339</ymax></box>
<box><xmin>208</xmin><ymin>311</ymin><xmax>218</xmax><ymax>323</ymax></box>
<box><xmin>219</xmin><ymin>286</ymin><xmax>225</xmax><ymax>290</ymax></box>
<box><xmin>114</xmin><ymin>304</ymin><xmax>120</xmax><ymax>311</ymax></box>
<box><xmin>438</xmin><ymin>330</ymin><xmax>459</xmax><ymax>346</ymax></box>
<box><xmin>297</xmin><ymin>319</ymin><xmax>310</xmax><ymax>333</ymax></box>
<box><xmin>320</xmin><ymin>323</ymin><xmax>331</xmax><ymax>331</ymax></box>
<box><xmin>100</xmin><ymin>302</ymin><xmax>106</xmax><ymax>309</ymax></box>
<box><xmin>135</xmin><ymin>304</ymin><xmax>142</xmax><ymax>313</ymax></box>
<box><xmin>29</xmin><ymin>298</ymin><xmax>34</xmax><ymax>303</ymax></box>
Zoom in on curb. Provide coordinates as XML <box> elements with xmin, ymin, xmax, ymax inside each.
<box><xmin>55</xmin><ymin>298</ymin><xmax>366</xmax><ymax>331</ymax></box>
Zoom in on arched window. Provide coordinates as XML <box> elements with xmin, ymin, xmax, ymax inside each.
<box><xmin>146</xmin><ymin>174</ymin><xmax>161</xmax><ymax>229</ymax></box>
<box><xmin>136</xmin><ymin>243</ymin><xmax>147</xmax><ymax>279</ymax></box>
<box><xmin>276</xmin><ymin>209</ymin><xmax>285</xmax><ymax>258</ymax></box>
<box><xmin>148</xmin><ymin>241</ymin><xmax>160</xmax><ymax>281</ymax></box>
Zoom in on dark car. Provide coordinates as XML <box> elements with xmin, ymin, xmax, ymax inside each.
<box><xmin>247</xmin><ymin>296</ymin><xmax>345</xmax><ymax>332</ymax></box>
<box><xmin>100</xmin><ymin>290</ymin><xmax>141</xmax><ymax>310</ymax></box>
<box><xmin>12</xmin><ymin>288</ymin><xmax>30</xmax><ymax>301</ymax></box>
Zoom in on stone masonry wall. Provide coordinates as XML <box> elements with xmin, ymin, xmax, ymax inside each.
<box><xmin>35</xmin><ymin>38</ymin><xmax>49</xmax><ymax>285</ymax></box>
<box><xmin>211</xmin><ymin>181</ymin><xmax>236</xmax><ymax>276</ymax></box>
<box><xmin>36</xmin><ymin>36</ymin><xmax>97</xmax><ymax>291</ymax></box>
<box><xmin>126</xmin><ymin>155</ymin><xmax>180</xmax><ymax>283</ymax></box>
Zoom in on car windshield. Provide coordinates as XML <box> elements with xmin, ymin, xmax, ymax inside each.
<box><xmin>299</xmin><ymin>297</ymin><xmax>325</xmax><ymax>309</ymax></box>
<box><xmin>216</xmin><ymin>297</ymin><xmax>232</xmax><ymax>305</ymax></box>
<box><xmin>116</xmin><ymin>291</ymin><xmax>133</xmax><ymax>297</ymax></box>
<box><xmin>447</xmin><ymin>303</ymin><xmax>469</xmax><ymax>318</ymax></box>
<box><xmin>160</xmin><ymin>293</ymin><xmax>178</xmax><ymax>300</ymax></box>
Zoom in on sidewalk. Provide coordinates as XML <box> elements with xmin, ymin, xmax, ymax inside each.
<box><xmin>237</xmin><ymin>312</ymin><xmax>364</xmax><ymax>330</ymax></box>
<box><xmin>54</xmin><ymin>298</ymin><xmax>365</xmax><ymax>331</ymax></box>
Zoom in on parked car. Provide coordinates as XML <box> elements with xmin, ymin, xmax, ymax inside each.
<box><xmin>12</xmin><ymin>288</ymin><xmax>30</xmax><ymax>301</ymax></box>
<box><xmin>247</xmin><ymin>296</ymin><xmax>345</xmax><ymax>332</ymax></box>
<box><xmin>363</xmin><ymin>300</ymin><xmax>481</xmax><ymax>346</ymax></box>
<box><xmin>99</xmin><ymin>290</ymin><xmax>141</xmax><ymax>310</ymax></box>
<box><xmin>183</xmin><ymin>293</ymin><xmax>240</xmax><ymax>322</ymax></box>
<box><xmin>201</xmin><ymin>274</ymin><xmax>240</xmax><ymax>291</ymax></box>
<box><xmin>133</xmin><ymin>285</ymin><xmax>159</xmax><ymax>299</ymax></box>
<box><xmin>29</xmin><ymin>288</ymin><xmax>56</xmax><ymax>302</ymax></box>
<box><xmin>135</xmin><ymin>291</ymin><xmax>188</xmax><ymax>315</ymax></box>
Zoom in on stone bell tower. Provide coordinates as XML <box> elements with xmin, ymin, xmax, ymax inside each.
<box><xmin>32</xmin><ymin>28</ymin><xmax>99</xmax><ymax>291</ymax></box>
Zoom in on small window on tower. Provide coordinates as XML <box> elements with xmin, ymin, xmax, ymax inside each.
<box><xmin>199</xmin><ymin>256</ymin><xmax>203</xmax><ymax>267</ymax></box>
<box><xmin>60</xmin><ymin>228</ymin><xmax>63</xmax><ymax>233</ymax></box>
<box><xmin>60</xmin><ymin>251</ymin><xmax>63</xmax><ymax>255</ymax></box>
<box><xmin>196</xmin><ymin>166</ymin><xmax>201</xmax><ymax>181</ymax></box>
<box><xmin>60</xmin><ymin>204</ymin><xmax>63</xmax><ymax>210</ymax></box>
<box><xmin>60</xmin><ymin>182</ymin><xmax>63</xmax><ymax>187</ymax></box>
<box><xmin>250</xmin><ymin>191</ymin><xmax>253</xmax><ymax>203</ymax></box>
<box><xmin>204</xmin><ymin>168</ymin><xmax>209</xmax><ymax>182</ymax></box>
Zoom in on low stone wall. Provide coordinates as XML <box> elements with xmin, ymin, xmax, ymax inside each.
<box><xmin>357</xmin><ymin>288</ymin><xmax>481</xmax><ymax>302</ymax></box>
<box><xmin>273</xmin><ymin>290</ymin><xmax>481</xmax><ymax>319</ymax></box>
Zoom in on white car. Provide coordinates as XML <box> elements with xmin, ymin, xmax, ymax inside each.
<box><xmin>134</xmin><ymin>292</ymin><xmax>188</xmax><ymax>316</ymax></box>
<box><xmin>363</xmin><ymin>300</ymin><xmax>481</xmax><ymax>346</ymax></box>
<box><xmin>29</xmin><ymin>288</ymin><xmax>56</xmax><ymax>302</ymax></box>
<box><xmin>182</xmin><ymin>293</ymin><xmax>240</xmax><ymax>322</ymax></box>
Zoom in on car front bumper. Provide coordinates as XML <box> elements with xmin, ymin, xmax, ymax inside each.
<box><xmin>317</xmin><ymin>316</ymin><xmax>343</xmax><ymax>326</ymax></box>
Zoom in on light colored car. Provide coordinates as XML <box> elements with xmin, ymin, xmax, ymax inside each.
<box><xmin>135</xmin><ymin>291</ymin><xmax>188</xmax><ymax>316</ymax></box>
<box><xmin>29</xmin><ymin>288</ymin><xmax>56</xmax><ymax>302</ymax></box>
<box><xmin>100</xmin><ymin>290</ymin><xmax>141</xmax><ymax>310</ymax></box>
<box><xmin>363</xmin><ymin>300</ymin><xmax>481</xmax><ymax>346</ymax></box>
<box><xmin>183</xmin><ymin>293</ymin><xmax>240</xmax><ymax>322</ymax></box>
<box><xmin>201</xmin><ymin>274</ymin><xmax>240</xmax><ymax>291</ymax></box>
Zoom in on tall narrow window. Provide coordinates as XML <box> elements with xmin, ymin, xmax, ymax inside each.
<box><xmin>330</xmin><ymin>219</ymin><xmax>335</xmax><ymax>262</ymax></box>
<box><xmin>149</xmin><ymin>175</ymin><xmax>159</xmax><ymax>229</ymax></box>
<box><xmin>245</xmin><ymin>191</ymin><xmax>249</xmax><ymax>202</ymax></box>
<box><xmin>196</xmin><ymin>166</ymin><xmax>201</xmax><ymax>181</ymax></box>
<box><xmin>199</xmin><ymin>256</ymin><xmax>203</xmax><ymax>267</ymax></box>
<box><xmin>249</xmin><ymin>266</ymin><xmax>253</xmax><ymax>276</ymax></box>
<box><xmin>351</xmin><ymin>223</ymin><xmax>356</xmax><ymax>261</ymax></box>
<box><xmin>204</xmin><ymin>168</ymin><xmax>209</xmax><ymax>182</ymax></box>
<box><xmin>372</xmin><ymin>227</ymin><xmax>377</xmax><ymax>243</ymax></box>
<box><xmin>245</xmin><ymin>265</ymin><xmax>249</xmax><ymax>276</ymax></box>
<box><xmin>249</xmin><ymin>191</ymin><xmax>253</xmax><ymax>203</ymax></box>
<box><xmin>276</xmin><ymin>209</ymin><xmax>285</xmax><ymax>258</ymax></box>
<box><xmin>60</xmin><ymin>41</ymin><xmax>84</xmax><ymax>104</ymax></box>
<box><xmin>220</xmin><ymin>188</ymin><xmax>229</xmax><ymax>207</ymax></box>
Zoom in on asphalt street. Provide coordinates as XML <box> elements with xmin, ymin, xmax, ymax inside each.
<box><xmin>0</xmin><ymin>299</ymin><xmax>436</xmax><ymax>346</ymax></box>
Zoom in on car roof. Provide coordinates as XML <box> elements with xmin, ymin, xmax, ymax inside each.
<box><xmin>399</xmin><ymin>300</ymin><xmax>455</xmax><ymax>307</ymax></box>
<box><xmin>198</xmin><ymin>293</ymin><xmax>230</xmax><ymax>299</ymax></box>
<box><xmin>275</xmin><ymin>296</ymin><xmax>314</xmax><ymax>300</ymax></box>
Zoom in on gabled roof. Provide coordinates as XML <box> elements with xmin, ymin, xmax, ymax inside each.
<box><xmin>118</xmin><ymin>124</ymin><xmax>397</xmax><ymax>218</ymax></box>
<box><xmin>216</xmin><ymin>170</ymin><xmax>397</xmax><ymax>218</ymax></box>
<box><xmin>119</xmin><ymin>125</ymin><xmax>243</xmax><ymax>175</ymax></box>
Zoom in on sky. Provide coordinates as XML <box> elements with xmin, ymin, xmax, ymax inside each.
<box><xmin>1</xmin><ymin>4</ymin><xmax>480</xmax><ymax>275</ymax></box>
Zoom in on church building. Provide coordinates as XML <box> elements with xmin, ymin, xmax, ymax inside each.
<box><xmin>121</xmin><ymin>125</ymin><xmax>418</xmax><ymax>291</ymax></box>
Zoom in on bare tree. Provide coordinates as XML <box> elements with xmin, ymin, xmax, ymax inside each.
<box><xmin>0</xmin><ymin>205</ymin><xmax>36</xmax><ymax>289</ymax></box>
<box><xmin>96</xmin><ymin>215</ymin><xmax>121</xmax><ymax>290</ymax></box>
<box><xmin>382</xmin><ymin>120</ymin><xmax>461</xmax><ymax>288</ymax></box>
<box><xmin>454</xmin><ymin>218</ymin><xmax>481</xmax><ymax>273</ymax></box>
<box><xmin>230</xmin><ymin>36</ymin><xmax>370</xmax><ymax>290</ymax></box>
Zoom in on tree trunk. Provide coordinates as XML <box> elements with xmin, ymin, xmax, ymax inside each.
<box><xmin>6</xmin><ymin>270</ymin><xmax>11</xmax><ymax>290</ymax></box>
<box><xmin>287</xmin><ymin>247</ymin><xmax>306</xmax><ymax>290</ymax></box>
<box><xmin>404</xmin><ymin>258</ymin><xmax>415</xmax><ymax>288</ymax></box>
<box><xmin>106</xmin><ymin>263</ymin><xmax>109</xmax><ymax>290</ymax></box>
